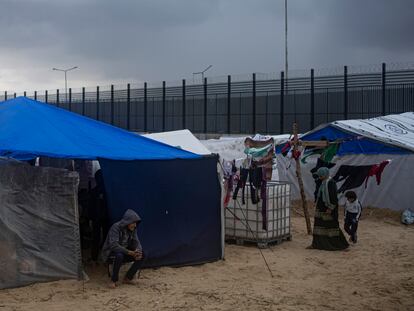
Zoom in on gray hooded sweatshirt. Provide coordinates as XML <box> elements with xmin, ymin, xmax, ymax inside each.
<box><xmin>101</xmin><ymin>209</ymin><xmax>142</xmax><ymax>262</ymax></box>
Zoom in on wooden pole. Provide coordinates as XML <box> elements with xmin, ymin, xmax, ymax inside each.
<box><xmin>292</xmin><ymin>123</ymin><xmax>312</xmax><ymax>235</ymax></box>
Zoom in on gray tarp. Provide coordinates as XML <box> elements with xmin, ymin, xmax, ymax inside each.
<box><xmin>0</xmin><ymin>158</ymin><xmax>82</xmax><ymax>289</ymax></box>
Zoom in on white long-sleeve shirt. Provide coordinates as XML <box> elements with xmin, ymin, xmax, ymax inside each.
<box><xmin>345</xmin><ymin>200</ymin><xmax>362</xmax><ymax>220</ymax></box>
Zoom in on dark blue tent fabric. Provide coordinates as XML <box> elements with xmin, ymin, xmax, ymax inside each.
<box><xmin>0</xmin><ymin>97</ymin><xmax>199</xmax><ymax>160</ymax></box>
<box><xmin>99</xmin><ymin>156</ymin><xmax>222</xmax><ymax>267</ymax></box>
<box><xmin>275</xmin><ymin>125</ymin><xmax>409</xmax><ymax>155</ymax></box>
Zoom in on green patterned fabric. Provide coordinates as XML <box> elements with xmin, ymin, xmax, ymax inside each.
<box><xmin>301</xmin><ymin>143</ymin><xmax>338</xmax><ymax>164</ymax></box>
<box><xmin>311</xmin><ymin>179</ymin><xmax>349</xmax><ymax>251</ymax></box>
<box><xmin>321</xmin><ymin>143</ymin><xmax>339</xmax><ymax>163</ymax></box>
<box><xmin>244</xmin><ymin>144</ymin><xmax>273</xmax><ymax>160</ymax></box>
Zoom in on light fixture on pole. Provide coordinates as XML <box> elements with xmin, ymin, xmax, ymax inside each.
<box><xmin>193</xmin><ymin>65</ymin><xmax>213</xmax><ymax>82</ymax></box>
<box><xmin>52</xmin><ymin>66</ymin><xmax>79</xmax><ymax>103</ymax></box>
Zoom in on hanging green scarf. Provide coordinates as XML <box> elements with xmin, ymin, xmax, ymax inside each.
<box><xmin>321</xmin><ymin>144</ymin><xmax>338</xmax><ymax>163</ymax></box>
<box><xmin>318</xmin><ymin>178</ymin><xmax>336</xmax><ymax>210</ymax></box>
<box><xmin>301</xmin><ymin>143</ymin><xmax>338</xmax><ymax>164</ymax></box>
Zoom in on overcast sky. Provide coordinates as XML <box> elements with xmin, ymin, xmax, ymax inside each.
<box><xmin>1</xmin><ymin>0</ymin><xmax>413</xmax><ymax>92</ymax></box>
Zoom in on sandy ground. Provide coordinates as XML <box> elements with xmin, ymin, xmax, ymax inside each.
<box><xmin>1</xmin><ymin>210</ymin><xmax>413</xmax><ymax>311</ymax></box>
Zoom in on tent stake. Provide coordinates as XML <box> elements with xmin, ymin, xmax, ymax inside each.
<box><xmin>292</xmin><ymin>123</ymin><xmax>312</xmax><ymax>235</ymax></box>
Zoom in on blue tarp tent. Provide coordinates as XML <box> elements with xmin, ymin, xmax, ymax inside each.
<box><xmin>276</xmin><ymin>113</ymin><xmax>414</xmax><ymax>211</ymax></box>
<box><xmin>0</xmin><ymin>97</ymin><xmax>198</xmax><ymax>160</ymax></box>
<box><xmin>0</xmin><ymin>97</ymin><xmax>223</xmax><ymax>267</ymax></box>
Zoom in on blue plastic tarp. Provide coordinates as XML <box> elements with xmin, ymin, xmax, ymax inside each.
<box><xmin>0</xmin><ymin>97</ymin><xmax>199</xmax><ymax>160</ymax></box>
<box><xmin>99</xmin><ymin>156</ymin><xmax>222</xmax><ymax>267</ymax></box>
<box><xmin>275</xmin><ymin>125</ymin><xmax>410</xmax><ymax>155</ymax></box>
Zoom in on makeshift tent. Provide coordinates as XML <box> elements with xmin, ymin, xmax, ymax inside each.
<box><xmin>143</xmin><ymin>129</ymin><xmax>212</xmax><ymax>155</ymax></box>
<box><xmin>0</xmin><ymin>97</ymin><xmax>197</xmax><ymax>160</ymax></box>
<box><xmin>0</xmin><ymin>97</ymin><xmax>223</xmax><ymax>284</ymax></box>
<box><xmin>276</xmin><ymin>112</ymin><xmax>414</xmax><ymax>211</ymax></box>
<box><xmin>0</xmin><ymin>158</ymin><xmax>81</xmax><ymax>289</ymax></box>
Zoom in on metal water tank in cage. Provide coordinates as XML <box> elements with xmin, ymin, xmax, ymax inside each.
<box><xmin>225</xmin><ymin>181</ymin><xmax>291</xmax><ymax>248</ymax></box>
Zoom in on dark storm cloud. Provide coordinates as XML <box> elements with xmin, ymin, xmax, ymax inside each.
<box><xmin>0</xmin><ymin>0</ymin><xmax>413</xmax><ymax>91</ymax></box>
<box><xmin>322</xmin><ymin>0</ymin><xmax>414</xmax><ymax>52</ymax></box>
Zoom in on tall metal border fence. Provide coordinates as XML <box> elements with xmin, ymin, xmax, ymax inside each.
<box><xmin>2</xmin><ymin>62</ymin><xmax>414</xmax><ymax>134</ymax></box>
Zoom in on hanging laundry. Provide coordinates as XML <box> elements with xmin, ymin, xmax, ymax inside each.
<box><xmin>281</xmin><ymin>141</ymin><xmax>293</xmax><ymax>157</ymax></box>
<box><xmin>365</xmin><ymin>160</ymin><xmax>390</xmax><ymax>187</ymax></box>
<box><xmin>222</xmin><ymin>160</ymin><xmax>237</xmax><ymax>208</ymax></box>
<box><xmin>310</xmin><ymin>158</ymin><xmax>336</xmax><ymax>174</ymax></box>
<box><xmin>301</xmin><ymin>147</ymin><xmax>324</xmax><ymax>164</ymax></box>
<box><xmin>244</xmin><ymin>144</ymin><xmax>273</xmax><ymax>160</ymax></box>
<box><xmin>245</xmin><ymin>137</ymin><xmax>274</xmax><ymax>148</ymax></box>
<box><xmin>254</xmin><ymin>153</ymin><xmax>274</xmax><ymax>180</ymax></box>
<box><xmin>302</xmin><ymin>143</ymin><xmax>339</xmax><ymax>164</ymax></box>
<box><xmin>233</xmin><ymin>167</ymin><xmax>249</xmax><ymax>204</ymax></box>
<box><xmin>249</xmin><ymin>166</ymin><xmax>262</xmax><ymax>204</ymax></box>
<box><xmin>232</xmin><ymin>166</ymin><xmax>262</xmax><ymax>205</ymax></box>
<box><xmin>333</xmin><ymin>160</ymin><xmax>391</xmax><ymax>193</ymax></box>
<box><xmin>244</xmin><ymin>135</ymin><xmax>275</xmax><ymax>182</ymax></box>
<box><xmin>260</xmin><ymin>177</ymin><xmax>268</xmax><ymax>230</ymax></box>
<box><xmin>238</xmin><ymin>135</ymin><xmax>275</xmax><ymax>230</ymax></box>
<box><xmin>320</xmin><ymin>143</ymin><xmax>339</xmax><ymax>163</ymax></box>
<box><xmin>252</xmin><ymin>134</ymin><xmax>273</xmax><ymax>141</ymax></box>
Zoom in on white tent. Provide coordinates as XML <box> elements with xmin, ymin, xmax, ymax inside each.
<box><xmin>277</xmin><ymin>112</ymin><xmax>414</xmax><ymax>211</ymax></box>
<box><xmin>143</xmin><ymin>129</ymin><xmax>211</xmax><ymax>155</ymax></box>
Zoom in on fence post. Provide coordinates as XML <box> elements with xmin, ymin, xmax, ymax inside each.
<box><xmin>162</xmin><ymin>81</ymin><xmax>166</xmax><ymax>131</ymax></box>
<box><xmin>144</xmin><ymin>82</ymin><xmax>148</xmax><ymax>132</ymax></box>
<box><xmin>382</xmin><ymin>62</ymin><xmax>386</xmax><ymax>116</ymax></box>
<box><xmin>227</xmin><ymin>75</ymin><xmax>231</xmax><ymax>134</ymax></box>
<box><xmin>252</xmin><ymin>73</ymin><xmax>256</xmax><ymax>134</ymax></box>
<box><xmin>280</xmin><ymin>71</ymin><xmax>285</xmax><ymax>134</ymax></box>
<box><xmin>69</xmin><ymin>88</ymin><xmax>72</xmax><ymax>111</ymax></box>
<box><xmin>204</xmin><ymin>77</ymin><xmax>208</xmax><ymax>134</ymax></box>
<box><xmin>96</xmin><ymin>86</ymin><xmax>100</xmax><ymax>120</ymax></box>
<box><xmin>182</xmin><ymin>79</ymin><xmax>186</xmax><ymax>129</ymax></box>
<box><xmin>127</xmin><ymin>83</ymin><xmax>131</xmax><ymax>130</ymax></box>
<box><xmin>34</xmin><ymin>91</ymin><xmax>37</xmax><ymax>101</ymax></box>
<box><xmin>111</xmin><ymin>84</ymin><xmax>114</xmax><ymax>125</ymax></box>
<box><xmin>45</xmin><ymin>90</ymin><xmax>48</xmax><ymax>103</ymax></box>
<box><xmin>344</xmin><ymin>65</ymin><xmax>348</xmax><ymax>119</ymax></box>
<box><xmin>4</xmin><ymin>91</ymin><xmax>7</xmax><ymax>101</ymax></box>
<box><xmin>56</xmin><ymin>89</ymin><xmax>59</xmax><ymax>107</ymax></box>
<box><xmin>82</xmin><ymin>87</ymin><xmax>85</xmax><ymax>116</ymax></box>
<box><xmin>310</xmin><ymin>68</ymin><xmax>315</xmax><ymax>129</ymax></box>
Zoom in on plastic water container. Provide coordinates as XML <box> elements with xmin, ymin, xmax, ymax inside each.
<box><xmin>225</xmin><ymin>181</ymin><xmax>291</xmax><ymax>247</ymax></box>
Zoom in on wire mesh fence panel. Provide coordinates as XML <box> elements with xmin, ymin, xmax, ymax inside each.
<box><xmin>4</xmin><ymin>63</ymin><xmax>414</xmax><ymax>135</ymax></box>
<box><xmin>387</xmin><ymin>83</ymin><xmax>414</xmax><ymax>114</ymax></box>
<box><xmin>207</xmin><ymin>93</ymin><xmax>228</xmax><ymax>134</ymax></box>
<box><xmin>165</xmin><ymin>96</ymin><xmax>183</xmax><ymax>132</ymax></box>
<box><xmin>185</xmin><ymin>95</ymin><xmax>205</xmax><ymax>134</ymax></box>
<box><xmin>129</xmin><ymin>98</ymin><xmax>145</xmax><ymax>132</ymax></box>
<box><xmin>84</xmin><ymin>99</ymin><xmax>97</xmax><ymax>119</ymax></box>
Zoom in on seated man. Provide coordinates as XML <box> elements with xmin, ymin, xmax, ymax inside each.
<box><xmin>101</xmin><ymin>209</ymin><xmax>143</xmax><ymax>288</ymax></box>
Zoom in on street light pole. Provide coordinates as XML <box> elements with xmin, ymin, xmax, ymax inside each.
<box><xmin>285</xmin><ymin>0</ymin><xmax>288</xmax><ymax>91</ymax></box>
<box><xmin>193</xmin><ymin>65</ymin><xmax>213</xmax><ymax>83</ymax></box>
<box><xmin>52</xmin><ymin>66</ymin><xmax>78</xmax><ymax>103</ymax></box>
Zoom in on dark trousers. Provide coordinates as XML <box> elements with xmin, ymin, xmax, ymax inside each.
<box><xmin>110</xmin><ymin>252</ymin><xmax>143</xmax><ymax>283</ymax></box>
<box><xmin>91</xmin><ymin>219</ymin><xmax>109</xmax><ymax>261</ymax></box>
<box><xmin>344</xmin><ymin>212</ymin><xmax>359</xmax><ymax>242</ymax></box>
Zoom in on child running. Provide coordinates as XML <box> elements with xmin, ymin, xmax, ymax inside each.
<box><xmin>344</xmin><ymin>191</ymin><xmax>362</xmax><ymax>244</ymax></box>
